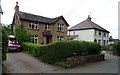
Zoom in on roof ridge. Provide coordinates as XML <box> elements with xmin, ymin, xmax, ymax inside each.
<box><xmin>17</xmin><ymin>11</ymin><xmax>53</xmax><ymax>20</ymax></box>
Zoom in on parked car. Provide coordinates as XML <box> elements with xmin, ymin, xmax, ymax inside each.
<box><xmin>8</xmin><ymin>35</ymin><xmax>21</xmax><ymax>52</ymax></box>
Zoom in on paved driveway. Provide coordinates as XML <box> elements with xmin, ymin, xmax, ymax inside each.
<box><xmin>48</xmin><ymin>54</ymin><xmax>118</xmax><ymax>73</ymax></box>
<box><xmin>3</xmin><ymin>52</ymin><xmax>62</xmax><ymax>73</ymax></box>
<box><xmin>3</xmin><ymin>52</ymin><xmax>118</xmax><ymax>73</ymax></box>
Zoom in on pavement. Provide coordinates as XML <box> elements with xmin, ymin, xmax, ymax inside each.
<box><xmin>3</xmin><ymin>52</ymin><xmax>119</xmax><ymax>73</ymax></box>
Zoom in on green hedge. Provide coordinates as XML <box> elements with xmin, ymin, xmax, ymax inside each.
<box><xmin>113</xmin><ymin>41</ymin><xmax>120</xmax><ymax>56</ymax></box>
<box><xmin>2</xmin><ymin>29</ymin><xmax>8</xmax><ymax>61</ymax></box>
<box><xmin>22</xmin><ymin>40</ymin><xmax>101</xmax><ymax>64</ymax></box>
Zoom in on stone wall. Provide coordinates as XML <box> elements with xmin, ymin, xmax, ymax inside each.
<box><xmin>66</xmin><ymin>54</ymin><xmax>104</xmax><ymax>67</ymax></box>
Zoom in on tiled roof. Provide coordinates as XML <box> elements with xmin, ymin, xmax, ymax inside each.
<box><xmin>68</xmin><ymin>19</ymin><xmax>109</xmax><ymax>33</ymax></box>
<box><xmin>15</xmin><ymin>11</ymin><xmax>69</xmax><ymax>26</ymax></box>
<box><xmin>67</xmin><ymin>35</ymin><xmax>78</xmax><ymax>40</ymax></box>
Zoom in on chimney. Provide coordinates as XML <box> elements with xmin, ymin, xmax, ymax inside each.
<box><xmin>87</xmin><ymin>15</ymin><xmax>91</xmax><ymax>21</ymax></box>
<box><xmin>15</xmin><ymin>1</ymin><xmax>19</xmax><ymax>11</ymax></box>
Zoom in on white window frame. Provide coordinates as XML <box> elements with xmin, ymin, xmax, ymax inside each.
<box><xmin>28</xmin><ymin>22</ymin><xmax>38</xmax><ymax>29</ymax></box>
<box><xmin>32</xmin><ymin>35</ymin><xmax>38</xmax><ymax>44</ymax></box>
<box><xmin>57</xmin><ymin>23</ymin><xmax>64</xmax><ymax>32</ymax></box>
<box><xmin>44</xmin><ymin>24</ymin><xmax>50</xmax><ymax>30</ymax></box>
<box><xmin>57</xmin><ymin>36</ymin><xmax>64</xmax><ymax>41</ymax></box>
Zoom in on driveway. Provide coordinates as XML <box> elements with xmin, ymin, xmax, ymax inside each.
<box><xmin>3</xmin><ymin>52</ymin><xmax>62</xmax><ymax>73</ymax></box>
<box><xmin>48</xmin><ymin>54</ymin><xmax>118</xmax><ymax>73</ymax></box>
<box><xmin>3</xmin><ymin>52</ymin><xmax>118</xmax><ymax>73</ymax></box>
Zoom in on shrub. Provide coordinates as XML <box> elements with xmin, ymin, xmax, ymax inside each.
<box><xmin>2</xmin><ymin>28</ymin><xmax>8</xmax><ymax>61</ymax></box>
<box><xmin>21</xmin><ymin>42</ymin><xmax>41</xmax><ymax>57</ymax></box>
<box><xmin>15</xmin><ymin>25</ymin><xmax>32</xmax><ymax>44</ymax></box>
<box><xmin>113</xmin><ymin>42</ymin><xmax>120</xmax><ymax>56</ymax></box>
<box><xmin>22</xmin><ymin>40</ymin><xmax>102</xmax><ymax>64</ymax></box>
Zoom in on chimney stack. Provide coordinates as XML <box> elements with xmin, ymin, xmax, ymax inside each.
<box><xmin>87</xmin><ymin>15</ymin><xmax>91</xmax><ymax>21</ymax></box>
<box><xmin>15</xmin><ymin>1</ymin><xmax>19</xmax><ymax>11</ymax></box>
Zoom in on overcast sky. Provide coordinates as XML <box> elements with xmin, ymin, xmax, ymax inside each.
<box><xmin>1</xmin><ymin>0</ymin><xmax>119</xmax><ymax>39</ymax></box>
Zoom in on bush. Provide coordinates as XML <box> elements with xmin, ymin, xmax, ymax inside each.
<box><xmin>22</xmin><ymin>40</ymin><xmax>102</xmax><ymax>64</ymax></box>
<box><xmin>15</xmin><ymin>25</ymin><xmax>32</xmax><ymax>44</ymax></box>
<box><xmin>21</xmin><ymin>42</ymin><xmax>41</xmax><ymax>57</ymax></box>
<box><xmin>2</xmin><ymin>28</ymin><xmax>8</xmax><ymax>61</ymax></box>
<box><xmin>113</xmin><ymin>42</ymin><xmax>120</xmax><ymax>56</ymax></box>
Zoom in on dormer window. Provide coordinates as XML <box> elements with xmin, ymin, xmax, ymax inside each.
<box><xmin>28</xmin><ymin>22</ymin><xmax>38</xmax><ymax>29</ymax></box>
<box><xmin>57</xmin><ymin>23</ymin><xmax>64</xmax><ymax>32</ymax></box>
<box><xmin>44</xmin><ymin>24</ymin><xmax>50</xmax><ymax>30</ymax></box>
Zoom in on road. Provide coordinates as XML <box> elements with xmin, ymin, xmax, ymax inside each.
<box><xmin>3</xmin><ymin>52</ymin><xmax>118</xmax><ymax>73</ymax></box>
<box><xmin>49</xmin><ymin>54</ymin><xmax>118</xmax><ymax>73</ymax></box>
<box><xmin>3</xmin><ymin>52</ymin><xmax>62</xmax><ymax>73</ymax></box>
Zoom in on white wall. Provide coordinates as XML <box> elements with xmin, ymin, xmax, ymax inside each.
<box><xmin>69</xmin><ymin>29</ymin><xmax>109</xmax><ymax>46</ymax></box>
<box><xmin>69</xmin><ymin>29</ymin><xmax>95</xmax><ymax>42</ymax></box>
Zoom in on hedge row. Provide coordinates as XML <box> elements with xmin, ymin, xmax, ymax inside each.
<box><xmin>2</xmin><ymin>29</ymin><xmax>8</xmax><ymax>62</ymax></box>
<box><xmin>113</xmin><ymin>41</ymin><xmax>120</xmax><ymax>56</ymax></box>
<box><xmin>22</xmin><ymin>40</ymin><xmax>101</xmax><ymax>64</ymax></box>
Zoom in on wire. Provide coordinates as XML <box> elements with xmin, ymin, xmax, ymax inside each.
<box><xmin>65</xmin><ymin>0</ymin><xmax>88</xmax><ymax>16</ymax></box>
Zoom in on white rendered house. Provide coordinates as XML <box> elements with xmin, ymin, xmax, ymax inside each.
<box><xmin>68</xmin><ymin>16</ymin><xmax>110</xmax><ymax>46</ymax></box>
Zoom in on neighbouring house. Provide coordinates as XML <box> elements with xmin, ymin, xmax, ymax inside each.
<box><xmin>0</xmin><ymin>0</ymin><xmax>3</xmax><ymax>24</ymax></box>
<box><xmin>109</xmin><ymin>36</ymin><xmax>119</xmax><ymax>45</ymax></box>
<box><xmin>12</xmin><ymin>2</ymin><xmax>69</xmax><ymax>44</ymax></box>
<box><xmin>68</xmin><ymin>15</ymin><xmax>110</xmax><ymax>46</ymax></box>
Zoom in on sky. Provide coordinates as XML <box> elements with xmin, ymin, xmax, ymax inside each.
<box><xmin>1</xmin><ymin>0</ymin><xmax>119</xmax><ymax>39</ymax></box>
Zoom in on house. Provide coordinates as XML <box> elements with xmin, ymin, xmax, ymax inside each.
<box><xmin>0</xmin><ymin>0</ymin><xmax>3</xmax><ymax>24</ymax></box>
<box><xmin>109</xmin><ymin>36</ymin><xmax>119</xmax><ymax>45</ymax></box>
<box><xmin>68</xmin><ymin>15</ymin><xmax>110</xmax><ymax>46</ymax></box>
<box><xmin>12</xmin><ymin>2</ymin><xmax>69</xmax><ymax>44</ymax></box>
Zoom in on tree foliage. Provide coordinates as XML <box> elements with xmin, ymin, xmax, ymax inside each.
<box><xmin>2</xmin><ymin>27</ymin><xmax>8</xmax><ymax>61</ymax></box>
<box><xmin>15</xmin><ymin>25</ymin><xmax>32</xmax><ymax>44</ymax></box>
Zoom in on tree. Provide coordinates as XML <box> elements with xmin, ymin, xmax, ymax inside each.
<box><xmin>2</xmin><ymin>27</ymin><xmax>8</xmax><ymax>61</ymax></box>
<box><xmin>2</xmin><ymin>24</ymin><xmax>13</xmax><ymax>36</ymax></box>
<box><xmin>15</xmin><ymin>25</ymin><xmax>32</xmax><ymax>44</ymax></box>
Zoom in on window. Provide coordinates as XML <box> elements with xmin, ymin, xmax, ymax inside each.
<box><xmin>99</xmin><ymin>31</ymin><xmax>101</xmax><ymax>36</ymax></box>
<box><xmin>28</xmin><ymin>22</ymin><xmax>38</xmax><ymax>29</ymax></box>
<box><xmin>103</xmin><ymin>40</ymin><xmax>106</xmax><ymax>46</ymax></box>
<box><xmin>104</xmin><ymin>32</ymin><xmax>106</xmax><ymax>37</ymax></box>
<box><xmin>57</xmin><ymin>23</ymin><xmax>64</xmax><ymax>31</ymax></box>
<box><xmin>57</xmin><ymin>36</ymin><xmax>64</xmax><ymax>41</ymax></box>
<box><xmin>32</xmin><ymin>35</ymin><xmax>38</xmax><ymax>44</ymax></box>
<box><xmin>98</xmin><ymin>40</ymin><xmax>101</xmax><ymax>44</ymax></box>
<box><xmin>44</xmin><ymin>24</ymin><xmax>50</xmax><ymax>30</ymax></box>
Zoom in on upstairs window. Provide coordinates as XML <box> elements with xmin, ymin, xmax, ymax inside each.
<box><xmin>57</xmin><ymin>36</ymin><xmax>64</xmax><ymax>41</ymax></box>
<box><xmin>104</xmin><ymin>32</ymin><xmax>106</xmax><ymax>37</ymax></box>
<box><xmin>28</xmin><ymin>22</ymin><xmax>38</xmax><ymax>29</ymax></box>
<box><xmin>32</xmin><ymin>35</ymin><xmax>38</xmax><ymax>44</ymax></box>
<box><xmin>44</xmin><ymin>24</ymin><xmax>50</xmax><ymax>30</ymax></box>
<box><xmin>99</xmin><ymin>31</ymin><xmax>101</xmax><ymax>36</ymax></box>
<box><xmin>57</xmin><ymin>23</ymin><xmax>64</xmax><ymax>32</ymax></box>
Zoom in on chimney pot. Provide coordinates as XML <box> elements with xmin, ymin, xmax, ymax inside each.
<box><xmin>15</xmin><ymin>1</ymin><xmax>19</xmax><ymax>11</ymax></box>
<box><xmin>87</xmin><ymin>15</ymin><xmax>91</xmax><ymax>21</ymax></box>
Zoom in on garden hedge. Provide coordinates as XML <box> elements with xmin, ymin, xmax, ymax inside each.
<box><xmin>113</xmin><ymin>41</ymin><xmax>120</xmax><ymax>56</ymax></box>
<box><xmin>22</xmin><ymin>40</ymin><xmax>101</xmax><ymax>64</ymax></box>
<box><xmin>2</xmin><ymin>29</ymin><xmax>8</xmax><ymax>61</ymax></box>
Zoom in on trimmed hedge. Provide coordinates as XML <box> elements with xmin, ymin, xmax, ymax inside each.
<box><xmin>22</xmin><ymin>40</ymin><xmax>101</xmax><ymax>64</ymax></box>
<box><xmin>113</xmin><ymin>41</ymin><xmax>120</xmax><ymax>56</ymax></box>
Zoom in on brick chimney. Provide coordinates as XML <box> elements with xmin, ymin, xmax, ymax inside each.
<box><xmin>15</xmin><ymin>2</ymin><xmax>19</xmax><ymax>11</ymax></box>
<box><xmin>87</xmin><ymin>15</ymin><xmax>91</xmax><ymax>21</ymax></box>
